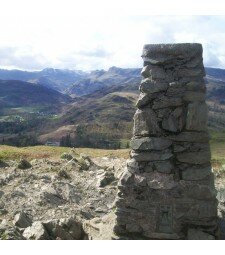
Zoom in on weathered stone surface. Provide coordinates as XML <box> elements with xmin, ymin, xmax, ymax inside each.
<box><xmin>177</xmin><ymin>67</ymin><xmax>205</xmax><ymax>78</ymax></box>
<box><xmin>141</xmin><ymin>65</ymin><xmax>151</xmax><ymax>78</ymax></box>
<box><xmin>169</xmin><ymin>131</ymin><xmax>210</xmax><ymax>142</ymax></box>
<box><xmin>144</xmin><ymin>164</ymin><xmax>154</xmax><ymax>173</ymax></box>
<box><xmin>175</xmin><ymin>200</ymin><xmax>217</xmax><ymax>220</ymax></box>
<box><xmin>166</xmin><ymin>82</ymin><xmax>186</xmax><ymax>97</ymax></box>
<box><xmin>23</xmin><ymin>221</ymin><xmax>49</xmax><ymax>240</ymax></box>
<box><xmin>130</xmin><ymin>137</ymin><xmax>172</xmax><ymax>151</ymax></box>
<box><xmin>186</xmin><ymin>102</ymin><xmax>208</xmax><ymax>131</ymax></box>
<box><xmin>13</xmin><ymin>211</ymin><xmax>32</xmax><ymax>228</ymax></box>
<box><xmin>155</xmin><ymin>108</ymin><xmax>172</xmax><ymax>119</ymax></box>
<box><xmin>152</xmin><ymin>96</ymin><xmax>182</xmax><ymax>109</ymax></box>
<box><xmin>185</xmin><ymin>81</ymin><xmax>206</xmax><ymax>91</ymax></box>
<box><xmin>0</xmin><ymin>220</ymin><xmax>25</xmax><ymax>240</ymax></box>
<box><xmin>187</xmin><ymin>228</ymin><xmax>215</xmax><ymax>240</ymax></box>
<box><xmin>186</xmin><ymin>185</ymin><xmax>216</xmax><ymax>200</ymax></box>
<box><xmin>154</xmin><ymin>161</ymin><xmax>173</xmax><ymax>174</ymax></box>
<box><xmin>148</xmin><ymin>65</ymin><xmax>169</xmax><ymax>80</ymax></box>
<box><xmin>142</xmin><ymin>43</ymin><xmax>203</xmax><ymax>65</ymax></box>
<box><xmin>17</xmin><ymin>159</ymin><xmax>32</xmax><ymax>169</ymax></box>
<box><xmin>126</xmin><ymin>223</ymin><xmax>143</xmax><ymax>233</ymax></box>
<box><xmin>130</xmin><ymin>150</ymin><xmax>173</xmax><ymax>162</ymax></box>
<box><xmin>134</xmin><ymin>174</ymin><xmax>147</xmax><ymax>186</ymax></box>
<box><xmin>114</xmin><ymin>43</ymin><xmax>217</xmax><ymax>240</ymax></box>
<box><xmin>39</xmin><ymin>185</ymin><xmax>64</xmax><ymax>205</ymax></box>
<box><xmin>181</xmin><ymin>165</ymin><xmax>211</xmax><ymax>180</ymax></box>
<box><xmin>97</xmin><ymin>171</ymin><xmax>115</xmax><ymax>187</ymax></box>
<box><xmin>140</xmin><ymin>78</ymin><xmax>168</xmax><ymax>94</ymax></box>
<box><xmin>162</xmin><ymin>107</ymin><xmax>185</xmax><ymax>133</ymax></box>
<box><xmin>146</xmin><ymin>172</ymin><xmax>177</xmax><ymax>190</ymax></box>
<box><xmin>136</xmin><ymin>92</ymin><xmax>158</xmax><ymax>108</ymax></box>
<box><xmin>119</xmin><ymin>168</ymin><xmax>134</xmax><ymax>186</ymax></box>
<box><xmin>43</xmin><ymin>218</ymin><xmax>84</xmax><ymax>240</ymax></box>
<box><xmin>177</xmin><ymin>150</ymin><xmax>211</xmax><ymax>164</ymax></box>
<box><xmin>133</xmin><ymin>109</ymin><xmax>161</xmax><ymax>136</ymax></box>
<box><xmin>183</xmin><ymin>91</ymin><xmax>205</xmax><ymax>102</ymax></box>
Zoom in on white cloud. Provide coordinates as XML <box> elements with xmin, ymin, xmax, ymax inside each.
<box><xmin>0</xmin><ymin>3</ymin><xmax>224</xmax><ymax>70</ymax></box>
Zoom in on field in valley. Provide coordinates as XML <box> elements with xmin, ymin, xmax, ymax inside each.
<box><xmin>0</xmin><ymin>130</ymin><xmax>225</xmax><ymax>169</ymax></box>
<box><xmin>0</xmin><ymin>145</ymin><xmax>130</xmax><ymax>161</ymax></box>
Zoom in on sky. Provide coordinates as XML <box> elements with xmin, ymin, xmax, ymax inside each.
<box><xmin>0</xmin><ymin>0</ymin><xmax>225</xmax><ymax>71</ymax></box>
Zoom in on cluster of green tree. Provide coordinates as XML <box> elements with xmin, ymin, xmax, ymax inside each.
<box><xmin>59</xmin><ymin>124</ymin><xmax>130</xmax><ymax>149</ymax></box>
<box><xmin>0</xmin><ymin>114</ymin><xmax>47</xmax><ymax>134</ymax></box>
<box><xmin>60</xmin><ymin>134</ymin><xmax>72</xmax><ymax>147</ymax></box>
<box><xmin>1</xmin><ymin>133</ymin><xmax>40</xmax><ymax>147</ymax></box>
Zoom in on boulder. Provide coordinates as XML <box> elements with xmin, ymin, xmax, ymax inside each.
<box><xmin>39</xmin><ymin>185</ymin><xmax>64</xmax><ymax>205</ymax></box>
<box><xmin>0</xmin><ymin>220</ymin><xmax>25</xmax><ymax>240</ymax></box>
<box><xmin>73</xmin><ymin>154</ymin><xmax>91</xmax><ymax>171</ymax></box>
<box><xmin>17</xmin><ymin>159</ymin><xmax>32</xmax><ymax>169</ymax></box>
<box><xmin>60</xmin><ymin>153</ymin><xmax>73</xmax><ymax>160</ymax></box>
<box><xmin>23</xmin><ymin>221</ymin><xmax>49</xmax><ymax>240</ymax></box>
<box><xmin>43</xmin><ymin>218</ymin><xmax>84</xmax><ymax>240</ymax></box>
<box><xmin>58</xmin><ymin>169</ymin><xmax>71</xmax><ymax>179</ymax></box>
<box><xmin>97</xmin><ymin>171</ymin><xmax>115</xmax><ymax>188</ymax></box>
<box><xmin>13</xmin><ymin>211</ymin><xmax>32</xmax><ymax>228</ymax></box>
<box><xmin>57</xmin><ymin>182</ymin><xmax>81</xmax><ymax>203</ymax></box>
<box><xmin>0</xmin><ymin>159</ymin><xmax>8</xmax><ymax>168</ymax></box>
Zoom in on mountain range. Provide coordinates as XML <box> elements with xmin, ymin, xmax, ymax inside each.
<box><xmin>0</xmin><ymin>68</ymin><xmax>86</xmax><ymax>92</ymax></box>
<box><xmin>0</xmin><ymin>66</ymin><xmax>225</xmax><ymax>148</ymax></box>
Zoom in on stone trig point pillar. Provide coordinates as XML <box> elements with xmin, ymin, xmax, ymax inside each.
<box><xmin>114</xmin><ymin>43</ymin><xmax>218</xmax><ymax>239</ymax></box>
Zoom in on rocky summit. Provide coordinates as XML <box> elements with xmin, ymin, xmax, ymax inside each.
<box><xmin>113</xmin><ymin>43</ymin><xmax>218</xmax><ymax>239</ymax></box>
<box><xmin>1</xmin><ymin>44</ymin><xmax>225</xmax><ymax>240</ymax></box>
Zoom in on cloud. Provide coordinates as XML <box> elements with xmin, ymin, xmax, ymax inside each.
<box><xmin>0</xmin><ymin>15</ymin><xmax>225</xmax><ymax>70</ymax></box>
<box><xmin>0</xmin><ymin>46</ymin><xmax>51</xmax><ymax>70</ymax></box>
<box><xmin>76</xmin><ymin>48</ymin><xmax>112</xmax><ymax>58</ymax></box>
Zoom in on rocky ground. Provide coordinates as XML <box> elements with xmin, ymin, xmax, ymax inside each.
<box><xmin>0</xmin><ymin>150</ymin><xmax>126</xmax><ymax>240</ymax></box>
<box><xmin>0</xmin><ymin>150</ymin><xmax>225</xmax><ymax>240</ymax></box>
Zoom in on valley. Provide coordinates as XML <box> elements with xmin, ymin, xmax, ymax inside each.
<box><xmin>0</xmin><ymin>66</ymin><xmax>225</xmax><ymax>148</ymax></box>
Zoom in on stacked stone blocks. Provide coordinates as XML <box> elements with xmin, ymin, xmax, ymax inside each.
<box><xmin>114</xmin><ymin>43</ymin><xmax>218</xmax><ymax>239</ymax></box>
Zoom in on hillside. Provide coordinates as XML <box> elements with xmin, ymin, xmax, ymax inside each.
<box><xmin>0</xmin><ymin>68</ymin><xmax>86</xmax><ymax>92</ymax></box>
<box><xmin>0</xmin><ymin>80</ymin><xmax>72</xmax><ymax>146</ymax></box>
<box><xmin>205</xmin><ymin>67</ymin><xmax>225</xmax><ymax>81</ymax></box>
<box><xmin>67</xmin><ymin>66</ymin><xmax>141</xmax><ymax>96</ymax></box>
<box><xmin>0</xmin><ymin>67</ymin><xmax>225</xmax><ymax>148</ymax></box>
<box><xmin>0</xmin><ymin>80</ymin><xmax>71</xmax><ymax>110</ymax></box>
